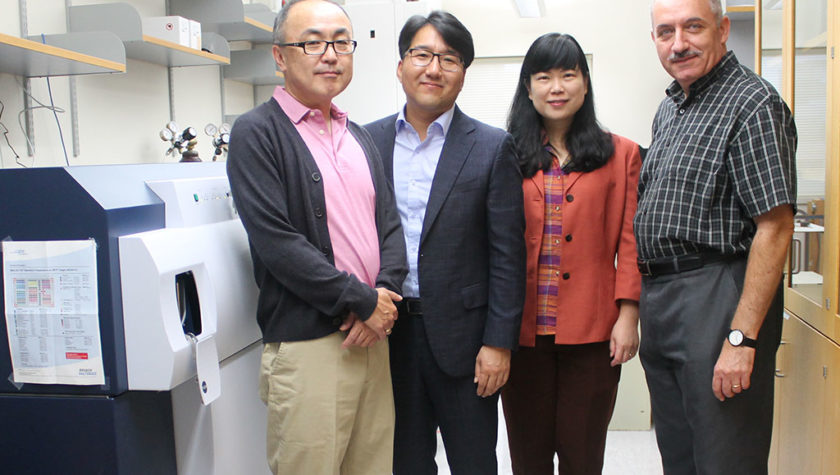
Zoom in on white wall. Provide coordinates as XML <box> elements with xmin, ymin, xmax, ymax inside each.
<box><xmin>441</xmin><ymin>0</ymin><xmax>673</xmax><ymax>147</ymax></box>
<box><xmin>729</xmin><ymin>19</ymin><xmax>756</xmax><ymax>72</ymax></box>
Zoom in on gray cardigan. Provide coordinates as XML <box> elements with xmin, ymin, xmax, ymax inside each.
<box><xmin>227</xmin><ymin>99</ymin><xmax>407</xmax><ymax>343</ymax></box>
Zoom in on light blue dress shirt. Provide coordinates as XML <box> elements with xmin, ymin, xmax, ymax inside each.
<box><xmin>392</xmin><ymin>105</ymin><xmax>456</xmax><ymax>298</ymax></box>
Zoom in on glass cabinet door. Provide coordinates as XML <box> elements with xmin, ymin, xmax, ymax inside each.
<box><xmin>788</xmin><ymin>0</ymin><xmax>828</xmax><ymax>304</ymax></box>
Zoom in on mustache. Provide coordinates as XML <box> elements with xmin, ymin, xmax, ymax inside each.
<box><xmin>668</xmin><ymin>50</ymin><xmax>702</xmax><ymax>61</ymax></box>
<box><xmin>314</xmin><ymin>68</ymin><xmax>343</xmax><ymax>74</ymax></box>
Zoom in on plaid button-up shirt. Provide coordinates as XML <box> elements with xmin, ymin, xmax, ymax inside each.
<box><xmin>634</xmin><ymin>51</ymin><xmax>797</xmax><ymax>260</ymax></box>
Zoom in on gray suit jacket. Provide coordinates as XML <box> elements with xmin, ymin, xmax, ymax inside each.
<box><xmin>366</xmin><ymin>107</ymin><xmax>526</xmax><ymax>377</ymax></box>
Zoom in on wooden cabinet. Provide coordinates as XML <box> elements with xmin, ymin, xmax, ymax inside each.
<box><xmin>822</xmin><ymin>342</ymin><xmax>840</xmax><ymax>473</ymax></box>
<box><xmin>771</xmin><ymin>313</ymin><xmax>840</xmax><ymax>474</ymax></box>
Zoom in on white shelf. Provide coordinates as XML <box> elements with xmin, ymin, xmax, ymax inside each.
<box><xmin>727</xmin><ymin>5</ymin><xmax>756</xmax><ymax>21</ymax></box>
<box><xmin>0</xmin><ymin>31</ymin><xmax>126</xmax><ymax>77</ymax></box>
<box><xmin>170</xmin><ymin>1</ymin><xmax>275</xmax><ymax>43</ymax></box>
<box><xmin>69</xmin><ymin>3</ymin><xmax>230</xmax><ymax>67</ymax></box>
<box><xmin>224</xmin><ymin>49</ymin><xmax>284</xmax><ymax>85</ymax></box>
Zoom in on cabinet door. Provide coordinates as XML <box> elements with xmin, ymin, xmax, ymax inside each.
<box><xmin>768</xmin><ymin>329</ymin><xmax>786</xmax><ymax>475</ymax></box>
<box><xmin>776</xmin><ymin>315</ymin><xmax>827</xmax><ymax>475</ymax></box>
<box><xmin>821</xmin><ymin>338</ymin><xmax>840</xmax><ymax>472</ymax></box>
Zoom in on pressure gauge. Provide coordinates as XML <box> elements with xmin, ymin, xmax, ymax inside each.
<box><xmin>219</xmin><ymin>123</ymin><xmax>231</xmax><ymax>135</ymax></box>
<box><xmin>159</xmin><ymin>128</ymin><xmax>174</xmax><ymax>141</ymax></box>
<box><xmin>204</xmin><ymin>123</ymin><xmax>218</xmax><ymax>137</ymax></box>
<box><xmin>166</xmin><ymin>121</ymin><xmax>179</xmax><ymax>134</ymax></box>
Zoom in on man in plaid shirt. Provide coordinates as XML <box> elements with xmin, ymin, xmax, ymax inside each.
<box><xmin>635</xmin><ymin>0</ymin><xmax>797</xmax><ymax>473</ymax></box>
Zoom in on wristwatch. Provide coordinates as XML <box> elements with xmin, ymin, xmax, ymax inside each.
<box><xmin>728</xmin><ymin>329</ymin><xmax>757</xmax><ymax>348</ymax></box>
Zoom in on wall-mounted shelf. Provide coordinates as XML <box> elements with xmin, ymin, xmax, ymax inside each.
<box><xmin>170</xmin><ymin>0</ymin><xmax>275</xmax><ymax>43</ymax></box>
<box><xmin>126</xmin><ymin>33</ymin><xmax>230</xmax><ymax>67</ymax></box>
<box><xmin>727</xmin><ymin>4</ymin><xmax>756</xmax><ymax>21</ymax></box>
<box><xmin>0</xmin><ymin>31</ymin><xmax>126</xmax><ymax>77</ymax></box>
<box><xmin>224</xmin><ymin>50</ymin><xmax>284</xmax><ymax>85</ymax></box>
<box><xmin>69</xmin><ymin>3</ymin><xmax>231</xmax><ymax>67</ymax></box>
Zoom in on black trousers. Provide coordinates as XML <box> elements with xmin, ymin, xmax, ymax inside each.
<box><xmin>639</xmin><ymin>258</ymin><xmax>783</xmax><ymax>475</ymax></box>
<box><xmin>389</xmin><ymin>314</ymin><xmax>499</xmax><ymax>475</ymax></box>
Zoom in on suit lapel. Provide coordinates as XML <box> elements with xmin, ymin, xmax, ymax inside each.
<box><xmin>378</xmin><ymin>116</ymin><xmax>398</xmax><ymax>184</ymax></box>
<box><xmin>528</xmin><ymin>170</ymin><xmax>544</xmax><ymax>198</ymax></box>
<box><xmin>564</xmin><ymin>170</ymin><xmax>584</xmax><ymax>193</ymax></box>
<box><xmin>421</xmin><ymin>107</ymin><xmax>475</xmax><ymax>245</ymax></box>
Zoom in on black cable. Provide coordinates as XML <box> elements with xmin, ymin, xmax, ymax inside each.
<box><xmin>41</xmin><ymin>33</ymin><xmax>70</xmax><ymax>166</ymax></box>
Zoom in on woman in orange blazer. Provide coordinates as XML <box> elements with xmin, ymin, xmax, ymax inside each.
<box><xmin>501</xmin><ymin>33</ymin><xmax>642</xmax><ymax>475</ymax></box>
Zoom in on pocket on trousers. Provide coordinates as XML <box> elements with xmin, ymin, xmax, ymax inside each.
<box><xmin>259</xmin><ymin>342</ymin><xmax>282</xmax><ymax>404</ymax></box>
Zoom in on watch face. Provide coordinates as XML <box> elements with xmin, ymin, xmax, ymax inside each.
<box><xmin>729</xmin><ymin>330</ymin><xmax>744</xmax><ymax>346</ymax></box>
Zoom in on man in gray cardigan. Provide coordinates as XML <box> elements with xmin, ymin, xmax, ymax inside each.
<box><xmin>226</xmin><ymin>1</ymin><xmax>407</xmax><ymax>474</ymax></box>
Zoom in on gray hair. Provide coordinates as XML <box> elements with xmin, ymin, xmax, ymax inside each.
<box><xmin>273</xmin><ymin>0</ymin><xmax>350</xmax><ymax>44</ymax></box>
<box><xmin>650</xmin><ymin>0</ymin><xmax>724</xmax><ymax>27</ymax></box>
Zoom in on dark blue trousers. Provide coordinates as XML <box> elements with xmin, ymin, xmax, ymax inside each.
<box><xmin>389</xmin><ymin>314</ymin><xmax>499</xmax><ymax>475</ymax></box>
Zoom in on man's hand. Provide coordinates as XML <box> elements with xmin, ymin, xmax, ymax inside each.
<box><xmin>712</xmin><ymin>340</ymin><xmax>755</xmax><ymax>401</ymax></box>
<box><xmin>474</xmin><ymin>345</ymin><xmax>511</xmax><ymax>397</ymax></box>
<box><xmin>712</xmin><ymin>205</ymin><xmax>790</xmax><ymax>402</ymax></box>
<box><xmin>340</xmin><ymin>312</ymin><xmax>378</xmax><ymax>348</ymax></box>
<box><xmin>362</xmin><ymin>288</ymin><xmax>402</xmax><ymax>339</ymax></box>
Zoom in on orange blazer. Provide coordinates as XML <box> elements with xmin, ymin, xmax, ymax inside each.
<box><xmin>519</xmin><ymin>134</ymin><xmax>642</xmax><ymax>347</ymax></box>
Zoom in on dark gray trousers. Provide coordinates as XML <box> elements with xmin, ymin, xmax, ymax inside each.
<box><xmin>639</xmin><ymin>258</ymin><xmax>783</xmax><ymax>475</ymax></box>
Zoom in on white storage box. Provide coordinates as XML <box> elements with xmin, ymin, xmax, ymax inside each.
<box><xmin>189</xmin><ymin>19</ymin><xmax>202</xmax><ymax>50</ymax></box>
<box><xmin>142</xmin><ymin>16</ymin><xmax>191</xmax><ymax>48</ymax></box>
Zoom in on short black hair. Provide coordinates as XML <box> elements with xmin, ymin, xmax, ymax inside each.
<box><xmin>397</xmin><ymin>10</ymin><xmax>474</xmax><ymax>68</ymax></box>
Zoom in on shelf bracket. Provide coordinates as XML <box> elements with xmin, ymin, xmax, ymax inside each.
<box><xmin>67</xmin><ymin>0</ymin><xmax>80</xmax><ymax>157</ymax></box>
<box><xmin>20</xmin><ymin>0</ymin><xmax>35</xmax><ymax>156</ymax></box>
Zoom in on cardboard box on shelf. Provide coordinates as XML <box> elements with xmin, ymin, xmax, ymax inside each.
<box><xmin>142</xmin><ymin>16</ymin><xmax>191</xmax><ymax>48</ymax></box>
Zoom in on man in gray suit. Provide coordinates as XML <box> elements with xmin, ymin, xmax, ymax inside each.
<box><xmin>365</xmin><ymin>11</ymin><xmax>525</xmax><ymax>475</ymax></box>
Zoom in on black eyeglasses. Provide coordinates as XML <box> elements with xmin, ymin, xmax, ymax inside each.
<box><xmin>406</xmin><ymin>48</ymin><xmax>463</xmax><ymax>72</ymax></box>
<box><xmin>276</xmin><ymin>40</ymin><xmax>357</xmax><ymax>55</ymax></box>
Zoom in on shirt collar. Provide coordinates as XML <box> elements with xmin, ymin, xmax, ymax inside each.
<box><xmin>666</xmin><ymin>50</ymin><xmax>737</xmax><ymax>103</ymax></box>
<box><xmin>395</xmin><ymin>104</ymin><xmax>456</xmax><ymax>138</ymax></box>
<box><xmin>272</xmin><ymin>86</ymin><xmax>347</xmax><ymax>124</ymax></box>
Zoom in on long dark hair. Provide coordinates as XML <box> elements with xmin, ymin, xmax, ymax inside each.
<box><xmin>507</xmin><ymin>33</ymin><xmax>613</xmax><ymax>178</ymax></box>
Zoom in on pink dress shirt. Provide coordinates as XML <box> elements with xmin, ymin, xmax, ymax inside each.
<box><xmin>273</xmin><ymin>86</ymin><xmax>380</xmax><ymax>288</ymax></box>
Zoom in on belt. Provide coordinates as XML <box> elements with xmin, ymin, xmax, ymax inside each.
<box><xmin>637</xmin><ymin>252</ymin><xmax>741</xmax><ymax>277</ymax></box>
<box><xmin>398</xmin><ymin>298</ymin><xmax>423</xmax><ymax>316</ymax></box>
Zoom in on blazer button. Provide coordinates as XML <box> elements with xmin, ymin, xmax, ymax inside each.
<box><xmin>315</xmin><ymin>207</ymin><xmax>324</xmax><ymax>218</ymax></box>
<box><xmin>312</xmin><ymin>172</ymin><xmax>321</xmax><ymax>182</ymax></box>
<box><xmin>565</xmin><ymin>234</ymin><xmax>572</xmax><ymax>242</ymax></box>
<box><xmin>562</xmin><ymin>272</ymin><xmax>570</xmax><ymax>280</ymax></box>
<box><xmin>565</xmin><ymin>194</ymin><xmax>574</xmax><ymax>202</ymax></box>
<box><xmin>332</xmin><ymin>317</ymin><xmax>341</xmax><ymax>326</ymax></box>
<box><xmin>321</xmin><ymin>246</ymin><xmax>330</xmax><ymax>255</ymax></box>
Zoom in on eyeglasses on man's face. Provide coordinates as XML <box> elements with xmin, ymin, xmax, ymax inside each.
<box><xmin>406</xmin><ymin>48</ymin><xmax>463</xmax><ymax>72</ymax></box>
<box><xmin>276</xmin><ymin>39</ymin><xmax>358</xmax><ymax>55</ymax></box>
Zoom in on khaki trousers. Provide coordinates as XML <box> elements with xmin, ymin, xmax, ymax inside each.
<box><xmin>259</xmin><ymin>332</ymin><xmax>394</xmax><ymax>475</ymax></box>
